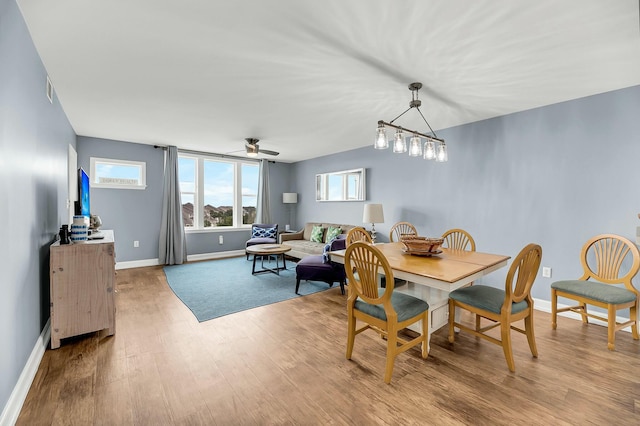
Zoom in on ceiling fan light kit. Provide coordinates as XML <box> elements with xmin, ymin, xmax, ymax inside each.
<box><xmin>244</xmin><ymin>138</ymin><xmax>279</xmax><ymax>157</ymax></box>
<box><xmin>375</xmin><ymin>82</ymin><xmax>447</xmax><ymax>162</ymax></box>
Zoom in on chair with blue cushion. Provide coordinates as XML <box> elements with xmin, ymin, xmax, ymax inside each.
<box><xmin>448</xmin><ymin>243</ymin><xmax>542</xmax><ymax>372</ymax></box>
<box><xmin>245</xmin><ymin>223</ymin><xmax>278</xmax><ymax>260</ymax></box>
<box><xmin>295</xmin><ymin>236</ymin><xmax>347</xmax><ymax>294</ymax></box>
<box><xmin>345</xmin><ymin>241</ymin><xmax>429</xmax><ymax>384</ymax></box>
<box><xmin>551</xmin><ymin>234</ymin><xmax>640</xmax><ymax>351</ymax></box>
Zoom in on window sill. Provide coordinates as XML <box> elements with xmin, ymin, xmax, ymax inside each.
<box><xmin>184</xmin><ymin>227</ymin><xmax>251</xmax><ymax>234</ymax></box>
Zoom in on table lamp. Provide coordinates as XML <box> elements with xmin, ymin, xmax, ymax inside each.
<box><xmin>363</xmin><ymin>203</ymin><xmax>384</xmax><ymax>243</ymax></box>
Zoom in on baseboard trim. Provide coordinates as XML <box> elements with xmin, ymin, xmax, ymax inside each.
<box><xmin>0</xmin><ymin>319</ymin><xmax>50</xmax><ymax>426</ymax></box>
<box><xmin>115</xmin><ymin>258</ymin><xmax>160</xmax><ymax>270</ymax></box>
<box><xmin>187</xmin><ymin>250</ymin><xmax>245</xmax><ymax>262</ymax></box>
<box><xmin>534</xmin><ymin>298</ymin><xmax>630</xmax><ymax>332</ymax></box>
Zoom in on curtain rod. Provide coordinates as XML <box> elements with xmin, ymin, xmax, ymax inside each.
<box><xmin>153</xmin><ymin>145</ymin><xmax>273</xmax><ymax>163</ymax></box>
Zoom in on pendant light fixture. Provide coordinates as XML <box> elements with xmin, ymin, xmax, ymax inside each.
<box><xmin>374</xmin><ymin>82</ymin><xmax>447</xmax><ymax>162</ymax></box>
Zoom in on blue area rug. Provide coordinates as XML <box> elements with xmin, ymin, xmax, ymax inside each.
<box><xmin>163</xmin><ymin>256</ymin><xmax>331</xmax><ymax>322</ymax></box>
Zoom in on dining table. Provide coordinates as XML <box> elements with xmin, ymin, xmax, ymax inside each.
<box><xmin>330</xmin><ymin>242</ymin><xmax>511</xmax><ymax>346</ymax></box>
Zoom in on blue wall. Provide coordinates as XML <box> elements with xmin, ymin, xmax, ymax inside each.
<box><xmin>76</xmin><ymin>137</ymin><xmax>295</xmax><ymax>260</ymax></box>
<box><xmin>0</xmin><ymin>0</ymin><xmax>76</xmax><ymax>413</ymax></box>
<box><xmin>291</xmin><ymin>85</ymin><xmax>640</xmax><ymax>301</ymax></box>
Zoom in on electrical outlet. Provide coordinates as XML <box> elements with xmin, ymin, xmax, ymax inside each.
<box><xmin>542</xmin><ymin>267</ymin><xmax>551</xmax><ymax>278</ymax></box>
<box><xmin>134</xmin><ymin>240</ymin><xmax>139</xmax><ymax>248</ymax></box>
<box><xmin>219</xmin><ymin>235</ymin><xmax>224</xmax><ymax>244</ymax></box>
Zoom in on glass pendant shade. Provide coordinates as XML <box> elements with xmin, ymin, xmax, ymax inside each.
<box><xmin>374</xmin><ymin>124</ymin><xmax>388</xmax><ymax>149</ymax></box>
<box><xmin>392</xmin><ymin>128</ymin><xmax>406</xmax><ymax>153</ymax></box>
<box><xmin>423</xmin><ymin>139</ymin><xmax>436</xmax><ymax>160</ymax></box>
<box><xmin>409</xmin><ymin>135</ymin><xmax>422</xmax><ymax>157</ymax></box>
<box><xmin>436</xmin><ymin>141</ymin><xmax>448</xmax><ymax>162</ymax></box>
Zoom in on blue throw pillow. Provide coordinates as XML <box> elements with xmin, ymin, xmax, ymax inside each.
<box><xmin>252</xmin><ymin>226</ymin><xmax>277</xmax><ymax>239</ymax></box>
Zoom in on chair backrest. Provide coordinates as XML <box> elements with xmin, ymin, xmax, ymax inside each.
<box><xmin>346</xmin><ymin>227</ymin><xmax>372</xmax><ymax>246</ymax></box>
<box><xmin>344</xmin><ymin>241</ymin><xmax>395</xmax><ymax>304</ymax></box>
<box><xmin>441</xmin><ymin>228</ymin><xmax>476</xmax><ymax>251</ymax></box>
<box><xmin>579</xmin><ymin>234</ymin><xmax>640</xmax><ymax>292</ymax></box>
<box><xmin>389</xmin><ymin>222</ymin><xmax>418</xmax><ymax>242</ymax></box>
<box><xmin>504</xmin><ymin>243</ymin><xmax>542</xmax><ymax>305</ymax></box>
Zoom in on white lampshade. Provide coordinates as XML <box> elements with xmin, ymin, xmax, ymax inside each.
<box><xmin>363</xmin><ymin>203</ymin><xmax>384</xmax><ymax>224</ymax></box>
<box><xmin>282</xmin><ymin>192</ymin><xmax>298</xmax><ymax>204</ymax></box>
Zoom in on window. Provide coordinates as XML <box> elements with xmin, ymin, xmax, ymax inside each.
<box><xmin>178</xmin><ymin>154</ymin><xmax>259</xmax><ymax>230</ymax></box>
<box><xmin>90</xmin><ymin>157</ymin><xmax>146</xmax><ymax>190</ymax></box>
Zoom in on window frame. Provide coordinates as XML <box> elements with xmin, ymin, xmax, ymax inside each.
<box><xmin>179</xmin><ymin>153</ymin><xmax>259</xmax><ymax>232</ymax></box>
<box><xmin>90</xmin><ymin>157</ymin><xmax>147</xmax><ymax>190</ymax></box>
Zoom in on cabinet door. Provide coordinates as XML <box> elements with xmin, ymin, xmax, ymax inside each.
<box><xmin>51</xmin><ymin>243</ymin><xmax>115</xmax><ymax>339</ymax></box>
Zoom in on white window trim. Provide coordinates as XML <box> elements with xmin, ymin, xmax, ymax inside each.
<box><xmin>179</xmin><ymin>153</ymin><xmax>258</xmax><ymax>231</ymax></box>
<box><xmin>90</xmin><ymin>157</ymin><xmax>147</xmax><ymax>190</ymax></box>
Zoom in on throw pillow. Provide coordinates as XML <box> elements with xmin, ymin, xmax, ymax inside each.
<box><xmin>310</xmin><ymin>226</ymin><xmax>325</xmax><ymax>243</ymax></box>
<box><xmin>325</xmin><ymin>226</ymin><xmax>342</xmax><ymax>243</ymax></box>
<box><xmin>252</xmin><ymin>226</ymin><xmax>277</xmax><ymax>239</ymax></box>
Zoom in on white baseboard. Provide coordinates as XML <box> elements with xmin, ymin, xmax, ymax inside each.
<box><xmin>534</xmin><ymin>297</ymin><xmax>631</xmax><ymax>332</ymax></box>
<box><xmin>0</xmin><ymin>320</ymin><xmax>50</xmax><ymax>426</ymax></box>
<box><xmin>187</xmin><ymin>250</ymin><xmax>245</xmax><ymax>262</ymax></box>
<box><xmin>115</xmin><ymin>258</ymin><xmax>160</xmax><ymax>270</ymax></box>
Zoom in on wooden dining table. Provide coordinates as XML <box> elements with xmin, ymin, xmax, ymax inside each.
<box><xmin>330</xmin><ymin>242</ymin><xmax>511</xmax><ymax>345</ymax></box>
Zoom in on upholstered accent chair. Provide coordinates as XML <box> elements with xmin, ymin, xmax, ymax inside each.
<box><xmin>345</xmin><ymin>241</ymin><xmax>429</xmax><ymax>384</ymax></box>
<box><xmin>448</xmin><ymin>243</ymin><xmax>542</xmax><ymax>372</ymax></box>
<box><xmin>245</xmin><ymin>223</ymin><xmax>278</xmax><ymax>260</ymax></box>
<box><xmin>295</xmin><ymin>236</ymin><xmax>347</xmax><ymax>294</ymax></box>
<box><xmin>551</xmin><ymin>234</ymin><xmax>640</xmax><ymax>350</ymax></box>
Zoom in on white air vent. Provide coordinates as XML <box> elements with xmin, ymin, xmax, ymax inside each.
<box><xmin>46</xmin><ymin>76</ymin><xmax>53</xmax><ymax>103</ymax></box>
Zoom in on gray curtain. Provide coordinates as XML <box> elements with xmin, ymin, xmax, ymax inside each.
<box><xmin>255</xmin><ymin>159</ymin><xmax>271</xmax><ymax>223</ymax></box>
<box><xmin>159</xmin><ymin>146</ymin><xmax>187</xmax><ymax>264</ymax></box>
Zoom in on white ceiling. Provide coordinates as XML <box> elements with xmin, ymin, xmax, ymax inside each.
<box><xmin>16</xmin><ymin>0</ymin><xmax>640</xmax><ymax>163</ymax></box>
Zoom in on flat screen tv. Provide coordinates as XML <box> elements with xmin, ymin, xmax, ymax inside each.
<box><xmin>75</xmin><ymin>167</ymin><xmax>90</xmax><ymax>217</ymax></box>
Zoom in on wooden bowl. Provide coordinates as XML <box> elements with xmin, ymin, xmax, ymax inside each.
<box><xmin>401</xmin><ymin>236</ymin><xmax>444</xmax><ymax>253</ymax></box>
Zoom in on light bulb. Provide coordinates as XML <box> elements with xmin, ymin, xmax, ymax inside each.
<box><xmin>374</xmin><ymin>124</ymin><xmax>388</xmax><ymax>149</ymax></box>
<box><xmin>436</xmin><ymin>141</ymin><xmax>448</xmax><ymax>162</ymax></box>
<box><xmin>392</xmin><ymin>128</ymin><xmax>406</xmax><ymax>153</ymax></box>
<box><xmin>409</xmin><ymin>135</ymin><xmax>422</xmax><ymax>157</ymax></box>
<box><xmin>423</xmin><ymin>139</ymin><xmax>436</xmax><ymax>160</ymax></box>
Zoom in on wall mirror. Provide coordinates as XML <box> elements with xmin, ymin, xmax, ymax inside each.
<box><xmin>316</xmin><ymin>168</ymin><xmax>366</xmax><ymax>202</ymax></box>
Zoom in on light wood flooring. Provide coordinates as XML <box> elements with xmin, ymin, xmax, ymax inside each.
<box><xmin>17</xmin><ymin>262</ymin><xmax>640</xmax><ymax>425</ymax></box>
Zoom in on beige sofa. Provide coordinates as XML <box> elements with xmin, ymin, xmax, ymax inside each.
<box><xmin>279</xmin><ymin>222</ymin><xmax>356</xmax><ymax>259</ymax></box>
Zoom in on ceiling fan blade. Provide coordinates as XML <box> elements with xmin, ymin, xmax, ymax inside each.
<box><xmin>259</xmin><ymin>149</ymin><xmax>280</xmax><ymax>156</ymax></box>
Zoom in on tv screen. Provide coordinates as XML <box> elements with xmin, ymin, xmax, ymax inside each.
<box><xmin>75</xmin><ymin>168</ymin><xmax>90</xmax><ymax>217</ymax></box>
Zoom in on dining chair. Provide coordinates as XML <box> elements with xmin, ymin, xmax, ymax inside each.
<box><xmin>346</xmin><ymin>226</ymin><xmax>372</xmax><ymax>246</ymax></box>
<box><xmin>389</xmin><ymin>221</ymin><xmax>418</xmax><ymax>242</ymax></box>
<box><xmin>448</xmin><ymin>243</ymin><xmax>542</xmax><ymax>372</ymax></box>
<box><xmin>441</xmin><ymin>228</ymin><xmax>476</xmax><ymax>251</ymax></box>
<box><xmin>345</xmin><ymin>242</ymin><xmax>429</xmax><ymax>384</ymax></box>
<box><xmin>551</xmin><ymin>234</ymin><xmax>640</xmax><ymax>350</ymax></box>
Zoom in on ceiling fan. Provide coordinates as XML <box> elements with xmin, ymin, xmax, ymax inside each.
<box><xmin>244</xmin><ymin>138</ymin><xmax>279</xmax><ymax>157</ymax></box>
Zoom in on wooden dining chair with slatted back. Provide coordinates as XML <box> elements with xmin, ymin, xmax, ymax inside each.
<box><xmin>448</xmin><ymin>243</ymin><xmax>542</xmax><ymax>372</ymax></box>
<box><xmin>441</xmin><ymin>228</ymin><xmax>476</xmax><ymax>252</ymax></box>
<box><xmin>389</xmin><ymin>222</ymin><xmax>418</xmax><ymax>242</ymax></box>
<box><xmin>345</xmin><ymin>241</ymin><xmax>429</xmax><ymax>383</ymax></box>
<box><xmin>345</xmin><ymin>226</ymin><xmax>372</xmax><ymax>246</ymax></box>
<box><xmin>551</xmin><ymin>234</ymin><xmax>640</xmax><ymax>351</ymax></box>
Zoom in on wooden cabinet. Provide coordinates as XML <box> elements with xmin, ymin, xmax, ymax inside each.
<box><xmin>50</xmin><ymin>230</ymin><xmax>116</xmax><ymax>349</ymax></box>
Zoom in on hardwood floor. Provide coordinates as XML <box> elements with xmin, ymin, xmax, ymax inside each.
<box><xmin>18</xmin><ymin>263</ymin><xmax>640</xmax><ymax>425</ymax></box>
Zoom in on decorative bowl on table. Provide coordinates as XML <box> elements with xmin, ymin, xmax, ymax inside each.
<box><xmin>400</xmin><ymin>236</ymin><xmax>444</xmax><ymax>256</ymax></box>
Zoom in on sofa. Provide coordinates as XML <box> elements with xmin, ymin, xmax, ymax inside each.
<box><xmin>279</xmin><ymin>222</ymin><xmax>356</xmax><ymax>259</ymax></box>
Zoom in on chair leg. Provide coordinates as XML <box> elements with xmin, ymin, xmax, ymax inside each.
<box><xmin>384</xmin><ymin>325</ymin><xmax>398</xmax><ymax>384</ymax></box>
<box><xmin>551</xmin><ymin>289</ymin><xmax>557</xmax><ymax>330</ymax></box>
<box><xmin>579</xmin><ymin>302</ymin><xmax>589</xmax><ymax>324</ymax></box>
<box><xmin>607</xmin><ymin>304</ymin><xmax>616</xmax><ymax>351</ymax></box>
<box><xmin>631</xmin><ymin>304</ymin><xmax>639</xmax><ymax>340</ymax></box>
<box><xmin>525</xmin><ymin>312</ymin><xmax>538</xmax><ymax>357</ymax></box>
<box><xmin>501</xmin><ymin>322</ymin><xmax>516</xmax><ymax>373</ymax></box>
<box><xmin>339</xmin><ymin>279</ymin><xmax>345</xmax><ymax>295</ymax></box>
<box><xmin>448</xmin><ymin>299</ymin><xmax>456</xmax><ymax>344</ymax></box>
<box><xmin>346</xmin><ymin>311</ymin><xmax>356</xmax><ymax>359</ymax></box>
<box><xmin>295</xmin><ymin>278</ymin><xmax>301</xmax><ymax>295</ymax></box>
<box><xmin>421</xmin><ymin>311</ymin><xmax>429</xmax><ymax>359</ymax></box>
